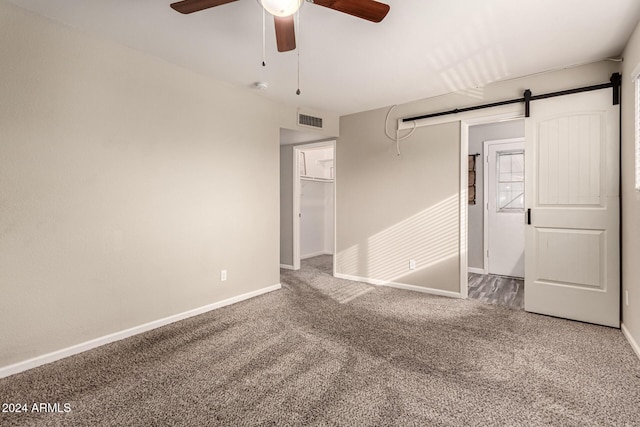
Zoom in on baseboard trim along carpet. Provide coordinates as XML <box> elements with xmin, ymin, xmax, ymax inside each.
<box><xmin>3</xmin><ymin>256</ymin><xmax>639</xmax><ymax>426</ymax></box>
<box><xmin>0</xmin><ymin>284</ymin><xmax>282</xmax><ymax>379</ymax></box>
<box><xmin>279</xmin><ymin>264</ymin><xmax>295</xmax><ymax>270</ymax></box>
<box><xmin>468</xmin><ymin>267</ymin><xmax>485</xmax><ymax>275</ymax></box>
<box><xmin>622</xmin><ymin>323</ymin><xmax>640</xmax><ymax>361</ymax></box>
<box><xmin>334</xmin><ymin>273</ymin><xmax>462</xmax><ymax>299</ymax></box>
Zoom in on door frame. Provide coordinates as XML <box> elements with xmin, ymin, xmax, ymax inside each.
<box><xmin>483</xmin><ymin>137</ymin><xmax>525</xmax><ymax>276</ymax></box>
<box><xmin>460</xmin><ymin>111</ymin><xmax>524</xmax><ymax>298</ymax></box>
<box><xmin>292</xmin><ymin>140</ymin><xmax>336</xmax><ymax>271</ymax></box>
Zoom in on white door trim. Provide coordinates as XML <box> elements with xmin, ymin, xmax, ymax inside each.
<box><xmin>292</xmin><ymin>140</ymin><xmax>336</xmax><ymax>271</ymax></box>
<box><xmin>402</xmin><ymin>105</ymin><xmax>526</xmax><ymax>130</ymax></box>
<box><xmin>460</xmin><ymin>123</ymin><xmax>469</xmax><ymax>298</ymax></box>
<box><xmin>483</xmin><ymin>137</ymin><xmax>525</xmax><ymax>276</ymax></box>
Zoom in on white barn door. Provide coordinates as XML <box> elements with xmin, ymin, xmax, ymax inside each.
<box><xmin>524</xmin><ymin>90</ymin><xmax>620</xmax><ymax>327</ymax></box>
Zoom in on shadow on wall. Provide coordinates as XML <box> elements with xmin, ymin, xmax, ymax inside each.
<box><xmin>337</xmin><ymin>194</ymin><xmax>459</xmax><ymax>284</ymax></box>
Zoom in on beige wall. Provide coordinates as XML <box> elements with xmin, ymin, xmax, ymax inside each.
<box><xmin>337</xmin><ymin>111</ymin><xmax>461</xmax><ymax>292</ymax></box>
<box><xmin>336</xmin><ymin>60</ymin><xmax>620</xmax><ymax>294</ymax></box>
<box><xmin>280</xmin><ymin>144</ymin><xmax>295</xmax><ymax>266</ymax></box>
<box><xmin>621</xmin><ymin>20</ymin><xmax>640</xmax><ymax>350</ymax></box>
<box><xmin>279</xmin><ymin>107</ymin><xmax>340</xmax><ymax>140</ymax></box>
<box><xmin>0</xmin><ymin>2</ymin><xmax>284</xmax><ymax>368</ymax></box>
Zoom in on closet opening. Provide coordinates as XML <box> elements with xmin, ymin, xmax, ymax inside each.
<box><xmin>292</xmin><ymin>141</ymin><xmax>336</xmax><ymax>271</ymax></box>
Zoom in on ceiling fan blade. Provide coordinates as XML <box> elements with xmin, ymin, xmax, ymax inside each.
<box><xmin>170</xmin><ymin>0</ymin><xmax>238</xmax><ymax>14</ymax></box>
<box><xmin>274</xmin><ymin>15</ymin><xmax>296</xmax><ymax>52</ymax></box>
<box><xmin>312</xmin><ymin>0</ymin><xmax>390</xmax><ymax>23</ymax></box>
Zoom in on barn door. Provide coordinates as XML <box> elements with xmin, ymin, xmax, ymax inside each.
<box><xmin>524</xmin><ymin>89</ymin><xmax>620</xmax><ymax>327</ymax></box>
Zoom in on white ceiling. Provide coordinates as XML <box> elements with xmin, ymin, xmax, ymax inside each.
<box><xmin>8</xmin><ymin>0</ymin><xmax>640</xmax><ymax>116</ymax></box>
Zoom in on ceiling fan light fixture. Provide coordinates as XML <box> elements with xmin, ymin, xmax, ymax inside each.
<box><xmin>259</xmin><ymin>0</ymin><xmax>303</xmax><ymax>17</ymax></box>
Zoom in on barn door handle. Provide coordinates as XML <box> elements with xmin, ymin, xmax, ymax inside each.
<box><xmin>526</xmin><ymin>208</ymin><xmax>532</xmax><ymax>225</ymax></box>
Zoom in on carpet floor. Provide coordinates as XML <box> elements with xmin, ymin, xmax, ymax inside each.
<box><xmin>1</xmin><ymin>255</ymin><xmax>639</xmax><ymax>426</ymax></box>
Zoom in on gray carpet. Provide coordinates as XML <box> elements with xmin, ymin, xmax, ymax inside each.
<box><xmin>1</xmin><ymin>255</ymin><xmax>639</xmax><ymax>426</ymax></box>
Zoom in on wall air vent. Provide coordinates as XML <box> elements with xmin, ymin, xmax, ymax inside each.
<box><xmin>298</xmin><ymin>113</ymin><xmax>323</xmax><ymax>129</ymax></box>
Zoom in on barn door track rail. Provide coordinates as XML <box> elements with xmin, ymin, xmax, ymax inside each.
<box><xmin>402</xmin><ymin>73</ymin><xmax>621</xmax><ymax>123</ymax></box>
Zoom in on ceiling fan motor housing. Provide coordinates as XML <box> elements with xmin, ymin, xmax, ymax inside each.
<box><xmin>259</xmin><ymin>0</ymin><xmax>303</xmax><ymax>17</ymax></box>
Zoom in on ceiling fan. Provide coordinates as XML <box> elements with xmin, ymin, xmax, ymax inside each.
<box><xmin>170</xmin><ymin>0</ymin><xmax>391</xmax><ymax>52</ymax></box>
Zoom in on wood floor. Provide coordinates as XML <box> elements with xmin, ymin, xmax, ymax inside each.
<box><xmin>468</xmin><ymin>273</ymin><xmax>524</xmax><ymax>310</ymax></box>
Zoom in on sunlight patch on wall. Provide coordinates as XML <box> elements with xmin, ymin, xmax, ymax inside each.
<box><xmin>338</xmin><ymin>195</ymin><xmax>459</xmax><ymax>283</ymax></box>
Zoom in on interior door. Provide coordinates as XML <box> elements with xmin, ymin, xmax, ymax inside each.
<box><xmin>524</xmin><ymin>90</ymin><xmax>620</xmax><ymax>327</ymax></box>
<box><xmin>487</xmin><ymin>140</ymin><xmax>525</xmax><ymax>277</ymax></box>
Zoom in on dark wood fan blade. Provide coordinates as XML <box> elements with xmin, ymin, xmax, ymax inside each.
<box><xmin>170</xmin><ymin>0</ymin><xmax>238</xmax><ymax>14</ymax></box>
<box><xmin>274</xmin><ymin>15</ymin><xmax>296</xmax><ymax>52</ymax></box>
<box><xmin>312</xmin><ymin>0</ymin><xmax>390</xmax><ymax>23</ymax></box>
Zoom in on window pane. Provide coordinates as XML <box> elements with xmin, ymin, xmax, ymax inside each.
<box><xmin>499</xmin><ymin>154</ymin><xmax>512</xmax><ymax>174</ymax></box>
<box><xmin>497</xmin><ymin>151</ymin><xmax>524</xmax><ymax>211</ymax></box>
<box><xmin>512</xmin><ymin>154</ymin><xmax>524</xmax><ymax>173</ymax></box>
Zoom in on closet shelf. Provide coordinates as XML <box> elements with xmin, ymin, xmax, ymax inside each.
<box><xmin>301</xmin><ymin>176</ymin><xmax>334</xmax><ymax>183</ymax></box>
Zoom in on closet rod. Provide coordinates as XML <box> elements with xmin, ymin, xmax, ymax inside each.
<box><xmin>402</xmin><ymin>73</ymin><xmax>621</xmax><ymax>123</ymax></box>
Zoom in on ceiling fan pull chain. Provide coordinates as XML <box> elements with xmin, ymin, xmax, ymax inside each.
<box><xmin>296</xmin><ymin>9</ymin><xmax>301</xmax><ymax>95</ymax></box>
<box><xmin>262</xmin><ymin>8</ymin><xmax>266</xmax><ymax>66</ymax></box>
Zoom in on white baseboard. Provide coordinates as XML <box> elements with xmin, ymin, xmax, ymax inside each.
<box><xmin>334</xmin><ymin>272</ymin><xmax>386</xmax><ymax>286</ymax></box>
<box><xmin>334</xmin><ymin>273</ymin><xmax>463</xmax><ymax>299</ymax></box>
<box><xmin>301</xmin><ymin>251</ymin><xmax>333</xmax><ymax>260</ymax></box>
<box><xmin>0</xmin><ymin>284</ymin><xmax>282</xmax><ymax>379</ymax></box>
<box><xmin>468</xmin><ymin>267</ymin><xmax>485</xmax><ymax>275</ymax></box>
<box><xmin>279</xmin><ymin>264</ymin><xmax>295</xmax><ymax>270</ymax></box>
<box><xmin>622</xmin><ymin>323</ymin><xmax>640</xmax><ymax>362</ymax></box>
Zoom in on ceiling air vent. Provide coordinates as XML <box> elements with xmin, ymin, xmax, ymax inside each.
<box><xmin>298</xmin><ymin>113</ymin><xmax>323</xmax><ymax>129</ymax></box>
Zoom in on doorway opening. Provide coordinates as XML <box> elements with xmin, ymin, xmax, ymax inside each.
<box><xmin>466</xmin><ymin>120</ymin><xmax>525</xmax><ymax>309</ymax></box>
<box><xmin>293</xmin><ymin>141</ymin><xmax>336</xmax><ymax>271</ymax></box>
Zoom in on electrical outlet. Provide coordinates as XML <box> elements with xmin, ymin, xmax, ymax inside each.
<box><xmin>409</xmin><ymin>259</ymin><xmax>416</xmax><ymax>270</ymax></box>
<box><xmin>626</xmin><ymin>290</ymin><xmax>629</xmax><ymax>306</ymax></box>
<box><xmin>220</xmin><ymin>270</ymin><xmax>227</xmax><ymax>282</ymax></box>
